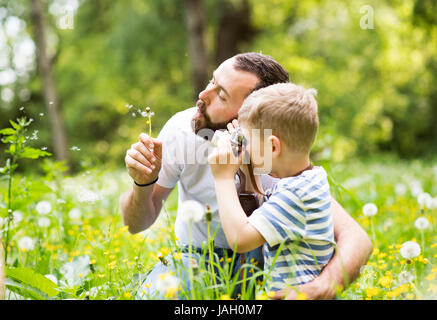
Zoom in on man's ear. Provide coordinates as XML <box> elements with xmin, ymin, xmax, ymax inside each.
<box><xmin>269</xmin><ymin>135</ymin><xmax>281</xmax><ymax>159</ymax></box>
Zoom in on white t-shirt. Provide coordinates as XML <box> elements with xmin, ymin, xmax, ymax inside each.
<box><xmin>157</xmin><ymin>107</ymin><xmax>278</xmax><ymax>248</ymax></box>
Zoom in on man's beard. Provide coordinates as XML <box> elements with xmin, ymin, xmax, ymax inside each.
<box><xmin>191</xmin><ymin>99</ymin><xmax>236</xmax><ymax>140</ymax></box>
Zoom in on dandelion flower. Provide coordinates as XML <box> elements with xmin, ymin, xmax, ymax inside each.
<box><xmin>410</xmin><ymin>180</ymin><xmax>423</xmax><ymax>197</ymax></box>
<box><xmin>77</xmin><ymin>188</ymin><xmax>100</xmax><ymax>203</ymax></box>
<box><xmin>417</xmin><ymin>193</ymin><xmax>432</xmax><ymax>209</ymax></box>
<box><xmin>179</xmin><ymin>200</ymin><xmax>204</xmax><ymax>223</ymax></box>
<box><xmin>12</xmin><ymin>210</ymin><xmax>23</xmax><ymax>223</ymax></box>
<box><xmin>400</xmin><ymin>241</ymin><xmax>421</xmax><ymax>259</ymax></box>
<box><xmin>394</xmin><ymin>183</ymin><xmax>407</xmax><ymax>196</ymax></box>
<box><xmin>414</xmin><ymin>217</ymin><xmax>430</xmax><ymax>230</ymax></box>
<box><xmin>38</xmin><ymin>217</ymin><xmax>51</xmax><ymax>228</ymax></box>
<box><xmin>68</xmin><ymin>208</ymin><xmax>82</xmax><ymax>220</ymax></box>
<box><xmin>18</xmin><ymin>237</ymin><xmax>34</xmax><ymax>251</ymax></box>
<box><xmin>398</xmin><ymin>271</ymin><xmax>415</xmax><ymax>284</ymax></box>
<box><xmin>36</xmin><ymin>201</ymin><xmax>52</xmax><ymax>215</ymax></box>
<box><xmin>156</xmin><ymin>272</ymin><xmax>179</xmax><ymax>297</ymax></box>
<box><xmin>362</xmin><ymin>203</ymin><xmax>378</xmax><ymax>217</ymax></box>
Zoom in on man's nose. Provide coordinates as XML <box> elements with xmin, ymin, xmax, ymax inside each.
<box><xmin>198</xmin><ymin>83</ymin><xmax>215</xmax><ymax>105</ymax></box>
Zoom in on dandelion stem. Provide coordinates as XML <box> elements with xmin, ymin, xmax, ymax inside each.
<box><xmin>207</xmin><ymin>221</ymin><xmax>218</xmax><ymax>297</ymax></box>
<box><xmin>188</xmin><ymin>222</ymin><xmax>196</xmax><ymax>299</ymax></box>
<box><xmin>370</xmin><ymin>217</ymin><xmax>376</xmax><ymax>247</ymax></box>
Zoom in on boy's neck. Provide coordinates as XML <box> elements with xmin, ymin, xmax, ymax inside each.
<box><xmin>271</xmin><ymin>152</ymin><xmax>311</xmax><ymax>179</ymax></box>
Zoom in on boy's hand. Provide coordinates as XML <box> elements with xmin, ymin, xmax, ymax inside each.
<box><xmin>208</xmin><ymin>131</ymin><xmax>242</xmax><ymax>180</ymax></box>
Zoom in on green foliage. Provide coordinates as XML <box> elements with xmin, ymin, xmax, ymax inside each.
<box><xmin>6</xmin><ymin>267</ymin><xmax>59</xmax><ymax>298</ymax></box>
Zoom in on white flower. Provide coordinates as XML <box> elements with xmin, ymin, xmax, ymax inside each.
<box><xmin>414</xmin><ymin>217</ymin><xmax>430</xmax><ymax>230</ymax></box>
<box><xmin>38</xmin><ymin>217</ymin><xmax>51</xmax><ymax>228</ymax></box>
<box><xmin>18</xmin><ymin>236</ymin><xmax>35</xmax><ymax>251</ymax></box>
<box><xmin>398</xmin><ymin>271</ymin><xmax>415</xmax><ymax>284</ymax></box>
<box><xmin>45</xmin><ymin>274</ymin><xmax>58</xmax><ymax>285</ymax></box>
<box><xmin>77</xmin><ymin>188</ymin><xmax>100</xmax><ymax>203</ymax></box>
<box><xmin>399</xmin><ymin>241</ymin><xmax>421</xmax><ymax>259</ymax></box>
<box><xmin>409</xmin><ymin>180</ymin><xmax>423</xmax><ymax>197</ymax></box>
<box><xmin>156</xmin><ymin>272</ymin><xmax>179</xmax><ymax>295</ymax></box>
<box><xmin>362</xmin><ymin>203</ymin><xmax>378</xmax><ymax>217</ymax></box>
<box><xmin>12</xmin><ymin>210</ymin><xmax>23</xmax><ymax>223</ymax></box>
<box><xmin>0</xmin><ymin>217</ymin><xmax>3</xmax><ymax>226</ymax></box>
<box><xmin>394</xmin><ymin>183</ymin><xmax>407</xmax><ymax>196</ymax></box>
<box><xmin>431</xmin><ymin>197</ymin><xmax>437</xmax><ymax>210</ymax></box>
<box><xmin>36</xmin><ymin>201</ymin><xmax>52</xmax><ymax>215</ymax></box>
<box><xmin>179</xmin><ymin>200</ymin><xmax>204</xmax><ymax>223</ymax></box>
<box><xmin>417</xmin><ymin>192</ymin><xmax>432</xmax><ymax>209</ymax></box>
<box><xmin>68</xmin><ymin>208</ymin><xmax>82</xmax><ymax>220</ymax></box>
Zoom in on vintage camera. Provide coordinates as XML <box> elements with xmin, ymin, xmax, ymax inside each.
<box><xmin>230</xmin><ymin>126</ymin><xmax>247</xmax><ymax>157</ymax></box>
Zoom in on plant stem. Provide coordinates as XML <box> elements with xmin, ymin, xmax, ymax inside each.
<box><xmin>188</xmin><ymin>222</ymin><xmax>196</xmax><ymax>299</ymax></box>
<box><xmin>3</xmin><ymin>159</ymin><xmax>15</xmax><ymax>265</ymax></box>
<box><xmin>207</xmin><ymin>221</ymin><xmax>218</xmax><ymax>297</ymax></box>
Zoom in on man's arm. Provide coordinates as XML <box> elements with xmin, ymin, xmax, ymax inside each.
<box><xmin>120</xmin><ymin>183</ymin><xmax>173</xmax><ymax>234</ymax></box>
<box><xmin>120</xmin><ymin>133</ymin><xmax>173</xmax><ymax>234</ymax></box>
<box><xmin>274</xmin><ymin>197</ymin><xmax>373</xmax><ymax>299</ymax></box>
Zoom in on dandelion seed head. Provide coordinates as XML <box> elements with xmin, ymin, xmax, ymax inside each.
<box><xmin>414</xmin><ymin>217</ymin><xmax>430</xmax><ymax>230</ymax></box>
<box><xmin>36</xmin><ymin>200</ymin><xmax>52</xmax><ymax>215</ymax></box>
<box><xmin>38</xmin><ymin>217</ymin><xmax>51</xmax><ymax>228</ymax></box>
<box><xmin>68</xmin><ymin>208</ymin><xmax>82</xmax><ymax>220</ymax></box>
<box><xmin>362</xmin><ymin>203</ymin><xmax>378</xmax><ymax>217</ymax></box>
<box><xmin>417</xmin><ymin>192</ymin><xmax>432</xmax><ymax>209</ymax></box>
<box><xmin>400</xmin><ymin>241</ymin><xmax>421</xmax><ymax>259</ymax></box>
<box><xmin>18</xmin><ymin>236</ymin><xmax>34</xmax><ymax>251</ymax></box>
<box><xmin>179</xmin><ymin>200</ymin><xmax>204</xmax><ymax>223</ymax></box>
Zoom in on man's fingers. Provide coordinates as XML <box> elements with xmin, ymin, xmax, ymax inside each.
<box><xmin>139</xmin><ymin>133</ymin><xmax>155</xmax><ymax>151</ymax></box>
<box><xmin>125</xmin><ymin>154</ymin><xmax>152</xmax><ymax>174</ymax></box>
<box><xmin>232</xmin><ymin>119</ymin><xmax>239</xmax><ymax>127</ymax></box>
<box><xmin>150</xmin><ymin>138</ymin><xmax>162</xmax><ymax>159</ymax></box>
<box><xmin>132</xmin><ymin>142</ymin><xmax>156</xmax><ymax>163</ymax></box>
<box><xmin>127</xmin><ymin>149</ymin><xmax>153</xmax><ymax>169</ymax></box>
<box><xmin>227</xmin><ymin>122</ymin><xmax>235</xmax><ymax>134</ymax></box>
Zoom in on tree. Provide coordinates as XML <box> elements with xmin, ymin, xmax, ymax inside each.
<box><xmin>30</xmin><ymin>0</ymin><xmax>69</xmax><ymax>164</ymax></box>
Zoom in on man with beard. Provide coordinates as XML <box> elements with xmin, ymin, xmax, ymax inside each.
<box><xmin>120</xmin><ymin>53</ymin><xmax>372</xmax><ymax>299</ymax></box>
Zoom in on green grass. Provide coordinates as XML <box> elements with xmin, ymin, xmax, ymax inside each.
<box><xmin>0</xmin><ymin>155</ymin><xmax>436</xmax><ymax>300</ymax></box>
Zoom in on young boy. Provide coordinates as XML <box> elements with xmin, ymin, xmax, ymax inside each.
<box><xmin>208</xmin><ymin>83</ymin><xmax>335</xmax><ymax>293</ymax></box>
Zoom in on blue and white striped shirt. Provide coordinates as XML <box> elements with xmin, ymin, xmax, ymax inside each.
<box><xmin>248</xmin><ymin>166</ymin><xmax>335</xmax><ymax>291</ymax></box>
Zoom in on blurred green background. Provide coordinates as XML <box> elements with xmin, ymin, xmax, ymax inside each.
<box><xmin>1</xmin><ymin>0</ymin><xmax>436</xmax><ymax>172</ymax></box>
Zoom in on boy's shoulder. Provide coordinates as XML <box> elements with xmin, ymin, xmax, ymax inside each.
<box><xmin>273</xmin><ymin>166</ymin><xmax>330</xmax><ymax>201</ymax></box>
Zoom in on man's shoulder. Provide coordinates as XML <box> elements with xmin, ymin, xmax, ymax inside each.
<box><xmin>158</xmin><ymin>107</ymin><xmax>196</xmax><ymax>139</ymax></box>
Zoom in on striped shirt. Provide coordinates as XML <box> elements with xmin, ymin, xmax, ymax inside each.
<box><xmin>248</xmin><ymin>166</ymin><xmax>335</xmax><ymax>291</ymax></box>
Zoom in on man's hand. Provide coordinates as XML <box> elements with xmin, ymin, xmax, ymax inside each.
<box><xmin>125</xmin><ymin>133</ymin><xmax>162</xmax><ymax>185</ymax></box>
<box><xmin>272</xmin><ymin>275</ymin><xmax>337</xmax><ymax>300</ymax></box>
<box><xmin>208</xmin><ymin>131</ymin><xmax>241</xmax><ymax>180</ymax></box>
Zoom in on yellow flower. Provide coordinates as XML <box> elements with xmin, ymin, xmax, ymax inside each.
<box><xmin>430</xmin><ymin>243</ymin><xmax>437</xmax><ymax>249</ymax></box>
<box><xmin>123</xmin><ymin>292</ymin><xmax>131</xmax><ymax>299</ymax></box>
<box><xmin>220</xmin><ymin>294</ymin><xmax>232</xmax><ymax>300</ymax></box>
<box><xmin>406</xmin><ymin>293</ymin><xmax>414</xmax><ymax>299</ymax></box>
<box><xmin>256</xmin><ymin>293</ymin><xmax>268</xmax><ymax>300</ymax></box>
<box><xmin>120</xmin><ymin>225</ymin><xmax>129</xmax><ymax>233</ymax></box>
<box><xmin>378</xmin><ymin>276</ymin><xmax>393</xmax><ymax>288</ymax></box>
<box><xmin>144</xmin><ymin>283</ymin><xmax>152</xmax><ymax>288</ymax></box>
<box><xmin>108</xmin><ymin>261</ymin><xmax>116</xmax><ymax>270</ymax></box>
<box><xmin>97</xmin><ymin>274</ymin><xmax>105</xmax><ymax>278</ymax></box>
<box><xmin>78</xmin><ymin>273</ymin><xmax>83</xmax><ymax>278</ymax></box>
<box><xmin>173</xmin><ymin>252</ymin><xmax>182</xmax><ymax>260</ymax></box>
<box><xmin>90</xmin><ymin>259</ymin><xmax>97</xmax><ymax>264</ymax></box>
<box><xmin>365</xmin><ymin>287</ymin><xmax>380</xmax><ymax>298</ymax></box>
<box><xmin>267</xmin><ymin>291</ymin><xmax>276</xmax><ymax>299</ymax></box>
<box><xmin>426</xmin><ymin>273</ymin><xmax>436</xmax><ymax>281</ymax></box>
<box><xmin>226</xmin><ymin>258</ymin><xmax>233</xmax><ymax>263</ymax></box>
<box><xmin>372</xmin><ymin>248</ymin><xmax>380</xmax><ymax>256</ymax></box>
<box><xmin>297</xmin><ymin>292</ymin><xmax>307</xmax><ymax>300</ymax></box>
<box><xmin>377</xmin><ymin>252</ymin><xmax>387</xmax><ymax>259</ymax></box>
<box><xmin>377</xmin><ymin>264</ymin><xmax>388</xmax><ymax>270</ymax></box>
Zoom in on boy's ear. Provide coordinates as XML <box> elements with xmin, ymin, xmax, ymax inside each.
<box><xmin>268</xmin><ymin>135</ymin><xmax>281</xmax><ymax>159</ymax></box>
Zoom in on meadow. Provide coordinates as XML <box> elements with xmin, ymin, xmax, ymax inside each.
<box><xmin>0</xmin><ymin>118</ymin><xmax>436</xmax><ymax>300</ymax></box>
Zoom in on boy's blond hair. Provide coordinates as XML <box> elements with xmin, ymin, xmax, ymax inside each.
<box><xmin>238</xmin><ymin>83</ymin><xmax>319</xmax><ymax>154</ymax></box>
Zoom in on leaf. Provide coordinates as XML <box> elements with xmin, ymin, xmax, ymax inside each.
<box><xmin>5</xmin><ymin>278</ymin><xmax>48</xmax><ymax>300</ymax></box>
<box><xmin>20</xmin><ymin>147</ymin><xmax>52</xmax><ymax>159</ymax></box>
<box><xmin>6</xmin><ymin>267</ymin><xmax>59</xmax><ymax>297</ymax></box>
<box><xmin>9</xmin><ymin>120</ymin><xmax>19</xmax><ymax>130</ymax></box>
<box><xmin>0</xmin><ymin>128</ymin><xmax>16</xmax><ymax>136</ymax></box>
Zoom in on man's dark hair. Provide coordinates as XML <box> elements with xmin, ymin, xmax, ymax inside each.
<box><xmin>233</xmin><ymin>52</ymin><xmax>290</xmax><ymax>92</ymax></box>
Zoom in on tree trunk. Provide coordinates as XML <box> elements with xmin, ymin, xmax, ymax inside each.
<box><xmin>215</xmin><ymin>0</ymin><xmax>257</xmax><ymax>65</ymax></box>
<box><xmin>184</xmin><ymin>0</ymin><xmax>209</xmax><ymax>99</ymax></box>
<box><xmin>30</xmin><ymin>0</ymin><xmax>69</xmax><ymax>165</ymax></box>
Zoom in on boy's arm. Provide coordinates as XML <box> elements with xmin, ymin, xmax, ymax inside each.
<box><xmin>213</xmin><ymin>177</ymin><xmax>265</xmax><ymax>253</ymax></box>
